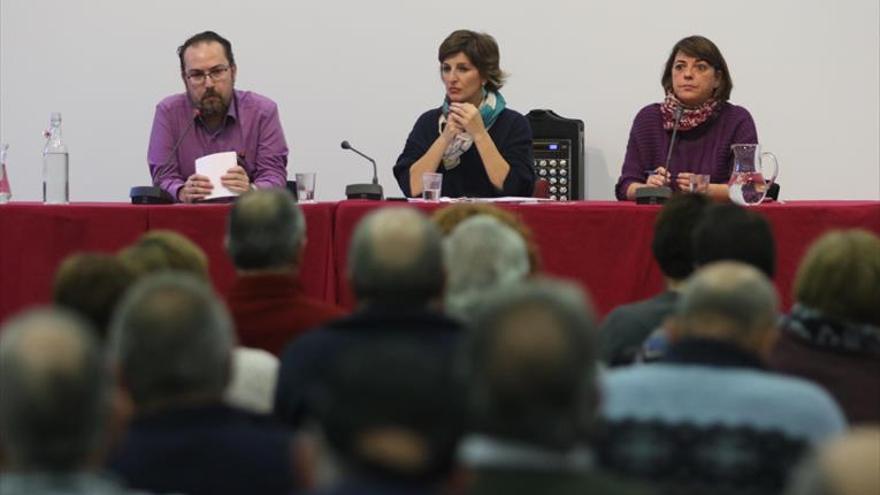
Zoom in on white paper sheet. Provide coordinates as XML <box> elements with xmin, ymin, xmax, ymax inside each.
<box><xmin>195</xmin><ymin>151</ymin><xmax>238</xmax><ymax>200</ymax></box>
<box><xmin>407</xmin><ymin>196</ymin><xmax>552</xmax><ymax>204</ymax></box>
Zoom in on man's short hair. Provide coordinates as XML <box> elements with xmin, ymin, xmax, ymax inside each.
<box><xmin>652</xmin><ymin>193</ymin><xmax>712</xmax><ymax>280</ymax></box>
<box><xmin>443</xmin><ymin>215</ymin><xmax>530</xmax><ymax>319</ymax></box>
<box><xmin>677</xmin><ymin>261</ymin><xmax>779</xmax><ymax>345</ymax></box>
<box><xmin>348</xmin><ymin>207</ymin><xmax>444</xmax><ymax>305</ymax></box>
<box><xmin>313</xmin><ymin>341</ymin><xmax>463</xmax><ymax>483</ymax></box>
<box><xmin>177</xmin><ymin>30</ymin><xmax>235</xmax><ymax>73</ymax></box>
<box><xmin>0</xmin><ymin>308</ymin><xmax>109</xmax><ymax>471</ymax></box>
<box><xmin>693</xmin><ymin>203</ymin><xmax>776</xmax><ymax>278</ymax></box>
<box><xmin>109</xmin><ymin>273</ymin><xmax>234</xmax><ymax>409</ymax></box>
<box><xmin>119</xmin><ymin>230</ymin><xmax>209</xmax><ymax>280</ymax></box>
<box><xmin>226</xmin><ymin>189</ymin><xmax>306</xmax><ymax>270</ymax></box>
<box><xmin>462</xmin><ymin>279</ymin><xmax>597</xmax><ymax>450</ymax></box>
<box><xmin>53</xmin><ymin>252</ymin><xmax>136</xmax><ymax>340</ymax></box>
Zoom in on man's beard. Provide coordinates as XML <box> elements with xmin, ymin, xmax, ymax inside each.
<box><xmin>196</xmin><ymin>88</ymin><xmax>229</xmax><ymax>117</ymax></box>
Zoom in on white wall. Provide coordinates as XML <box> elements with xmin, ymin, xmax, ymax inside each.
<box><xmin>2</xmin><ymin>0</ymin><xmax>878</xmax><ymax>201</ymax></box>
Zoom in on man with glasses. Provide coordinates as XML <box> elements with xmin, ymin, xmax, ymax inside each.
<box><xmin>148</xmin><ymin>31</ymin><xmax>289</xmax><ymax>203</ymax></box>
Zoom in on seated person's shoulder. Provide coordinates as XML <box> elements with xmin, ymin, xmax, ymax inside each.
<box><xmin>633</xmin><ymin>103</ymin><xmax>662</xmax><ymax>122</ymax></box>
<box><xmin>236</xmin><ymin>90</ymin><xmax>280</xmax><ymax>114</ymax></box>
<box><xmin>720</xmin><ymin>101</ymin><xmax>755</xmax><ymax>123</ymax></box>
<box><xmin>156</xmin><ymin>93</ymin><xmax>189</xmax><ymax>111</ymax></box>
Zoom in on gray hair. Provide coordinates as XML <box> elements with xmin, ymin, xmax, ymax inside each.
<box><xmin>0</xmin><ymin>308</ymin><xmax>109</xmax><ymax>470</ymax></box>
<box><xmin>348</xmin><ymin>207</ymin><xmax>444</xmax><ymax>306</ymax></box>
<box><xmin>443</xmin><ymin>215</ymin><xmax>530</xmax><ymax>320</ymax></box>
<box><xmin>462</xmin><ymin>278</ymin><xmax>598</xmax><ymax>450</ymax></box>
<box><xmin>109</xmin><ymin>273</ymin><xmax>235</xmax><ymax>409</ymax></box>
<box><xmin>677</xmin><ymin>261</ymin><xmax>779</xmax><ymax>344</ymax></box>
<box><xmin>226</xmin><ymin>188</ymin><xmax>306</xmax><ymax>270</ymax></box>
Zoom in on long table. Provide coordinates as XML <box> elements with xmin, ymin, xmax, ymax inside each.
<box><xmin>0</xmin><ymin>202</ymin><xmax>339</xmax><ymax>324</ymax></box>
<box><xmin>1</xmin><ymin>200</ymin><xmax>878</xmax><ymax>325</ymax></box>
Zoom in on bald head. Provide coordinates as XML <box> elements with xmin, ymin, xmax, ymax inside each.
<box><xmin>0</xmin><ymin>309</ymin><xmax>108</xmax><ymax>471</ymax></box>
<box><xmin>348</xmin><ymin>207</ymin><xmax>444</xmax><ymax>305</ymax></box>
<box><xmin>676</xmin><ymin>261</ymin><xmax>779</xmax><ymax>349</ymax></box>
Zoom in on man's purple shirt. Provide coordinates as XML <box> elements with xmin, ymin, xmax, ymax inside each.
<box><xmin>148</xmin><ymin>89</ymin><xmax>289</xmax><ymax>201</ymax></box>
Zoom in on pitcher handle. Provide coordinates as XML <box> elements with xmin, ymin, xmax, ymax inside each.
<box><xmin>761</xmin><ymin>152</ymin><xmax>779</xmax><ymax>186</ymax></box>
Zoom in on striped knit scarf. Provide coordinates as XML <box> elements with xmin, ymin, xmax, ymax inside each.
<box><xmin>661</xmin><ymin>92</ymin><xmax>720</xmax><ymax>131</ymax></box>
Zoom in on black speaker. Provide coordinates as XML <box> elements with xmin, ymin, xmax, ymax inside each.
<box><xmin>526</xmin><ymin>110</ymin><xmax>585</xmax><ymax>201</ymax></box>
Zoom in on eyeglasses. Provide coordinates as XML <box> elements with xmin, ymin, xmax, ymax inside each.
<box><xmin>185</xmin><ymin>65</ymin><xmax>231</xmax><ymax>85</ymax></box>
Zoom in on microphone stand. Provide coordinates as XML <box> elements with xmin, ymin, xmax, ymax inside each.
<box><xmin>636</xmin><ymin>106</ymin><xmax>682</xmax><ymax>205</ymax></box>
<box><xmin>341</xmin><ymin>140</ymin><xmax>383</xmax><ymax>200</ymax></box>
<box><xmin>131</xmin><ymin>109</ymin><xmax>201</xmax><ymax>204</ymax></box>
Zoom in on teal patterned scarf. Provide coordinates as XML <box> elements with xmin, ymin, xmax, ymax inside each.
<box><xmin>438</xmin><ymin>89</ymin><xmax>506</xmax><ymax>170</ymax></box>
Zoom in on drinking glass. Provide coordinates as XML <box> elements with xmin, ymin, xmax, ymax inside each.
<box><xmin>295</xmin><ymin>172</ymin><xmax>316</xmax><ymax>203</ymax></box>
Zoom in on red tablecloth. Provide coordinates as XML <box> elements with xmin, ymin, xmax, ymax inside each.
<box><xmin>0</xmin><ymin>202</ymin><xmax>338</xmax><ymax>323</ymax></box>
<box><xmin>333</xmin><ymin>200</ymin><xmax>880</xmax><ymax>316</ymax></box>
<box><xmin>1</xmin><ymin>200</ymin><xmax>878</xmax><ymax>325</ymax></box>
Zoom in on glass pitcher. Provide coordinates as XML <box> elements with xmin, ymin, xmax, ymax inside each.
<box><xmin>728</xmin><ymin>144</ymin><xmax>778</xmax><ymax>206</ymax></box>
<box><xmin>0</xmin><ymin>143</ymin><xmax>11</xmax><ymax>203</ymax></box>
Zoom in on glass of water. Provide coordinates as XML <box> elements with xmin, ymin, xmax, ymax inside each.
<box><xmin>295</xmin><ymin>172</ymin><xmax>316</xmax><ymax>203</ymax></box>
<box><xmin>421</xmin><ymin>172</ymin><xmax>442</xmax><ymax>201</ymax></box>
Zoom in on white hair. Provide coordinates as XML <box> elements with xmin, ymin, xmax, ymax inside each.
<box><xmin>443</xmin><ymin>215</ymin><xmax>530</xmax><ymax>321</ymax></box>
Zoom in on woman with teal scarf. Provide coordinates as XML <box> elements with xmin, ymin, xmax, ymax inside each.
<box><xmin>394</xmin><ymin>30</ymin><xmax>535</xmax><ymax>198</ymax></box>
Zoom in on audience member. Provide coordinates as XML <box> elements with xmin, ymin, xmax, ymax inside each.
<box><xmin>53</xmin><ymin>252</ymin><xmax>136</xmax><ymax>339</ymax></box>
<box><xmin>784</xmin><ymin>426</ymin><xmax>880</xmax><ymax>495</ymax></box>
<box><xmin>225</xmin><ymin>188</ymin><xmax>345</xmax><ymax>356</ymax></box>
<box><xmin>119</xmin><ymin>228</ymin><xmax>275</xmax><ymax>414</ymax></box>
<box><xmin>119</xmin><ymin>230</ymin><xmax>209</xmax><ymax>280</ymax></box>
<box><xmin>107</xmin><ymin>273</ymin><xmax>302</xmax><ymax>495</ymax></box>
<box><xmin>599</xmin><ymin>193</ymin><xmax>710</xmax><ymax>365</ymax></box>
<box><xmin>274</xmin><ymin>207</ymin><xmax>462</xmax><ymax>429</ymax></box>
<box><xmin>443</xmin><ymin>215</ymin><xmax>530</xmax><ymax>321</ymax></box>
<box><xmin>458</xmin><ymin>279</ymin><xmax>649</xmax><ymax>494</ymax></box>
<box><xmin>636</xmin><ymin>201</ymin><xmax>777</xmax><ymax>361</ymax></box>
<box><xmin>308</xmin><ymin>341</ymin><xmax>463</xmax><ymax>494</ymax></box>
<box><xmin>693</xmin><ymin>203</ymin><xmax>776</xmax><ymax>278</ymax></box>
<box><xmin>0</xmin><ymin>308</ymin><xmax>147</xmax><ymax>494</ymax></box>
<box><xmin>769</xmin><ymin>229</ymin><xmax>880</xmax><ymax>423</ymax></box>
<box><xmin>599</xmin><ymin>262</ymin><xmax>846</xmax><ymax>494</ymax></box>
<box><xmin>433</xmin><ymin>202</ymin><xmax>540</xmax><ymax>272</ymax></box>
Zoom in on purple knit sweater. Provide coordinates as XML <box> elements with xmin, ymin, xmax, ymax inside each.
<box><xmin>615</xmin><ymin>102</ymin><xmax>758</xmax><ymax>200</ymax></box>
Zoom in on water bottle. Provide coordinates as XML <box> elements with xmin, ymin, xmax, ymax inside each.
<box><xmin>0</xmin><ymin>143</ymin><xmax>11</xmax><ymax>203</ymax></box>
<box><xmin>42</xmin><ymin>112</ymin><xmax>69</xmax><ymax>204</ymax></box>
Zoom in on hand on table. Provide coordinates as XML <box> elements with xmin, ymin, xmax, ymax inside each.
<box><xmin>179</xmin><ymin>173</ymin><xmax>213</xmax><ymax>203</ymax></box>
<box><xmin>646</xmin><ymin>166</ymin><xmax>670</xmax><ymax>187</ymax></box>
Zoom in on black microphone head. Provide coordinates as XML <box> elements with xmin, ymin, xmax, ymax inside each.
<box><xmin>674</xmin><ymin>106</ymin><xmax>684</xmax><ymax>120</ymax></box>
<box><xmin>340</xmin><ymin>140</ymin><xmax>351</xmax><ymax>150</ymax></box>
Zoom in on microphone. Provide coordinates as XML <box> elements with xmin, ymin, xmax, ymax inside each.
<box><xmin>635</xmin><ymin>105</ymin><xmax>681</xmax><ymax>205</ymax></box>
<box><xmin>132</xmin><ymin>109</ymin><xmax>201</xmax><ymax>204</ymax></box>
<box><xmin>341</xmin><ymin>140</ymin><xmax>383</xmax><ymax>200</ymax></box>
<box><xmin>665</xmin><ymin>105</ymin><xmax>684</xmax><ymax>168</ymax></box>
